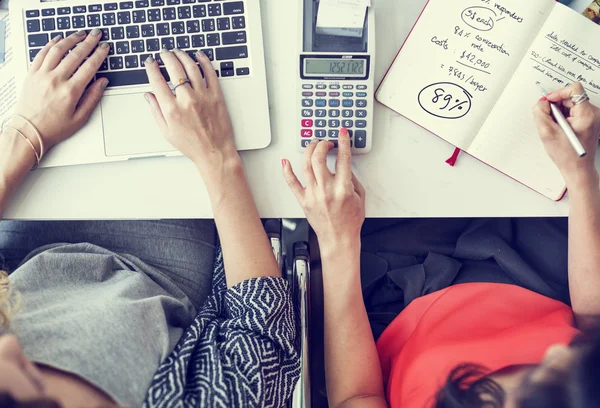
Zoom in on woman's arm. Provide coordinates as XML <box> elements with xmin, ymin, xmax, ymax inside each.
<box><xmin>0</xmin><ymin>128</ymin><xmax>37</xmax><ymax>217</ymax></box>
<box><xmin>144</xmin><ymin>50</ymin><xmax>279</xmax><ymax>287</ymax></box>
<box><xmin>534</xmin><ymin>82</ymin><xmax>600</xmax><ymax>330</ymax></box>
<box><xmin>283</xmin><ymin>132</ymin><xmax>387</xmax><ymax>408</ymax></box>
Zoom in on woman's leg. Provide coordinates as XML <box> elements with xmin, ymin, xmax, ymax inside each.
<box><xmin>0</xmin><ymin>220</ymin><xmax>216</xmax><ymax>310</ymax></box>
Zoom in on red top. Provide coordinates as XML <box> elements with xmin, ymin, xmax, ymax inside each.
<box><xmin>376</xmin><ymin>283</ymin><xmax>579</xmax><ymax>408</ymax></box>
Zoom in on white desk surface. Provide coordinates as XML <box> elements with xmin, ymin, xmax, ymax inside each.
<box><xmin>2</xmin><ymin>0</ymin><xmax>599</xmax><ymax>220</ymax></box>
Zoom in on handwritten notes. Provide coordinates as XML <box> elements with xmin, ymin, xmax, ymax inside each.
<box><xmin>376</xmin><ymin>0</ymin><xmax>554</xmax><ymax>149</ymax></box>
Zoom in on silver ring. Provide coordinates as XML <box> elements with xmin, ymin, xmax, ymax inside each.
<box><xmin>572</xmin><ymin>93</ymin><xmax>590</xmax><ymax>105</ymax></box>
<box><xmin>172</xmin><ymin>78</ymin><xmax>192</xmax><ymax>92</ymax></box>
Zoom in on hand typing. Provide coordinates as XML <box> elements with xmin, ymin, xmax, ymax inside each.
<box><xmin>533</xmin><ymin>82</ymin><xmax>600</xmax><ymax>187</ymax></box>
<box><xmin>10</xmin><ymin>30</ymin><xmax>109</xmax><ymax>151</ymax></box>
<box><xmin>283</xmin><ymin>129</ymin><xmax>366</xmax><ymax>257</ymax></box>
<box><xmin>143</xmin><ymin>50</ymin><xmax>238</xmax><ymax>173</ymax></box>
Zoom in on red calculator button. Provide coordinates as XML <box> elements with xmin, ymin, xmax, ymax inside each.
<box><xmin>301</xmin><ymin>129</ymin><xmax>313</xmax><ymax>138</ymax></box>
<box><xmin>301</xmin><ymin>119</ymin><xmax>313</xmax><ymax>127</ymax></box>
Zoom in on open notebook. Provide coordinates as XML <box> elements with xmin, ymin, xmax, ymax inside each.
<box><xmin>376</xmin><ymin>0</ymin><xmax>600</xmax><ymax>200</ymax></box>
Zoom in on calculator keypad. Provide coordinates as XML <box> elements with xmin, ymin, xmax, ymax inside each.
<box><xmin>300</xmin><ymin>83</ymin><xmax>369</xmax><ymax>150</ymax></box>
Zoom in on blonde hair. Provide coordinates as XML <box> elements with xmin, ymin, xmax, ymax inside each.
<box><xmin>0</xmin><ymin>270</ymin><xmax>19</xmax><ymax>329</ymax></box>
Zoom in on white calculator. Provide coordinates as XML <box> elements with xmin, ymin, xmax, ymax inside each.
<box><xmin>297</xmin><ymin>0</ymin><xmax>375</xmax><ymax>154</ymax></box>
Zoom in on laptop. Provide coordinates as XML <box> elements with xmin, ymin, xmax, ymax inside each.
<box><xmin>11</xmin><ymin>0</ymin><xmax>272</xmax><ymax>168</ymax></box>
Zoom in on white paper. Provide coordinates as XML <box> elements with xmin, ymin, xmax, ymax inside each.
<box><xmin>316</xmin><ymin>0</ymin><xmax>370</xmax><ymax>29</ymax></box>
<box><xmin>0</xmin><ymin>11</ymin><xmax>16</xmax><ymax>126</ymax></box>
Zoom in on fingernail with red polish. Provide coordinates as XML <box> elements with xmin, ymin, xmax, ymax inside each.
<box><xmin>281</xmin><ymin>159</ymin><xmax>287</xmax><ymax>168</ymax></box>
<box><xmin>539</xmin><ymin>96</ymin><xmax>547</xmax><ymax>102</ymax></box>
<box><xmin>340</xmin><ymin>127</ymin><xmax>348</xmax><ymax>136</ymax></box>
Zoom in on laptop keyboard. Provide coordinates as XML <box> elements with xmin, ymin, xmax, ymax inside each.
<box><xmin>25</xmin><ymin>0</ymin><xmax>251</xmax><ymax>88</ymax></box>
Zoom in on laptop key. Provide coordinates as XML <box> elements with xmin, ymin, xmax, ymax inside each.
<box><xmin>100</xmin><ymin>28</ymin><xmax>110</xmax><ymax>40</ymax></box>
<box><xmin>27</xmin><ymin>20</ymin><xmax>41</xmax><ymax>33</ymax></box>
<box><xmin>215</xmin><ymin>45</ymin><xmax>247</xmax><ymax>60</ymax></box>
<box><xmin>191</xmin><ymin>34</ymin><xmax>205</xmax><ymax>48</ymax></box>
<box><xmin>103</xmin><ymin>13</ymin><xmax>117</xmax><ymax>26</ymax></box>
<box><xmin>29</xmin><ymin>48</ymin><xmax>42</xmax><ymax>62</ymax></box>
<box><xmin>146</xmin><ymin>38</ymin><xmax>160</xmax><ymax>51</ymax></box>
<box><xmin>105</xmin><ymin>3</ymin><xmax>119</xmax><ymax>11</ymax></box>
<box><xmin>57</xmin><ymin>7</ymin><xmax>71</xmax><ymax>15</ymax></box>
<box><xmin>202</xmin><ymin>19</ymin><xmax>215</xmax><ymax>32</ymax></box>
<box><xmin>26</xmin><ymin>10</ymin><xmax>40</xmax><ymax>18</ymax></box>
<box><xmin>161</xmin><ymin>37</ymin><xmax>175</xmax><ymax>50</ymax></box>
<box><xmin>111</xmin><ymin>27</ymin><xmax>125</xmax><ymax>40</ymax></box>
<box><xmin>109</xmin><ymin>56</ymin><xmax>124</xmax><ymax>70</ymax></box>
<box><xmin>206</xmin><ymin>33</ymin><xmax>220</xmax><ymax>46</ymax></box>
<box><xmin>87</xmin><ymin>14</ymin><xmax>101</xmax><ymax>27</ymax></box>
<box><xmin>148</xmin><ymin>9</ymin><xmax>161</xmax><ymax>21</ymax></box>
<box><xmin>236</xmin><ymin>67</ymin><xmax>249</xmax><ymax>76</ymax></box>
<box><xmin>125</xmin><ymin>55</ymin><xmax>139</xmax><ymax>68</ymax></box>
<box><xmin>223</xmin><ymin>2</ymin><xmax>244</xmax><ymax>15</ymax></box>
<box><xmin>222</xmin><ymin>31</ymin><xmax>246</xmax><ymax>45</ymax></box>
<box><xmin>120</xmin><ymin>2</ymin><xmax>134</xmax><ymax>9</ymax></box>
<box><xmin>135</xmin><ymin>0</ymin><xmax>150</xmax><ymax>7</ymax></box>
<box><xmin>73</xmin><ymin>6</ymin><xmax>87</xmax><ymax>14</ymax></box>
<box><xmin>183</xmin><ymin>0</ymin><xmax>197</xmax><ymax>3</ymax></box>
<box><xmin>133</xmin><ymin>10</ymin><xmax>146</xmax><ymax>23</ymax></box>
<box><xmin>176</xmin><ymin>36</ymin><xmax>190</xmax><ymax>49</ymax></box>
<box><xmin>126</xmin><ymin>26</ymin><xmax>140</xmax><ymax>38</ymax></box>
<box><xmin>157</xmin><ymin>23</ymin><xmax>170</xmax><ymax>36</ymax></box>
<box><xmin>208</xmin><ymin>4</ymin><xmax>221</xmax><ymax>16</ymax></box>
<box><xmin>57</xmin><ymin>17</ymin><xmax>70</xmax><ymax>30</ymax></box>
<box><xmin>141</xmin><ymin>24</ymin><xmax>156</xmax><ymax>37</ymax></box>
<box><xmin>186</xmin><ymin>20</ymin><xmax>201</xmax><ymax>33</ymax></box>
<box><xmin>217</xmin><ymin>17</ymin><xmax>230</xmax><ymax>31</ymax></box>
<box><xmin>106</xmin><ymin>42</ymin><xmax>115</xmax><ymax>55</ymax></box>
<box><xmin>201</xmin><ymin>48</ymin><xmax>214</xmax><ymax>61</ymax></box>
<box><xmin>151</xmin><ymin>0</ymin><xmax>165</xmax><ymax>6</ymax></box>
<box><xmin>116</xmin><ymin>41</ymin><xmax>130</xmax><ymax>54</ymax></box>
<box><xmin>171</xmin><ymin>22</ymin><xmax>185</xmax><ymax>35</ymax></box>
<box><xmin>167</xmin><ymin>0</ymin><xmax>181</xmax><ymax>4</ymax></box>
<box><xmin>50</xmin><ymin>32</ymin><xmax>65</xmax><ymax>41</ymax></box>
<box><xmin>118</xmin><ymin>11</ymin><xmax>131</xmax><ymax>25</ymax></box>
<box><xmin>140</xmin><ymin>53</ymin><xmax>152</xmax><ymax>66</ymax></box>
<box><xmin>163</xmin><ymin>8</ymin><xmax>177</xmax><ymax>21</ymax></box>
<box><xmin>72</xmin><ymin>16</ymin><xmax>86</xmax><ymax>29</ymax></box>
<box><xmin>42</xmin><ymin>18</ymin><xmax>56</xmax><ymax>31</ymax></box>
<box><xmin>178</xmin><ymin>6</ymin><xmax>192</xmax><ymax>19</ymax></box>
<box><xmin>193</xmin><ymin>5</ymin><xmax>207</xmax><ymax>18</ymax></box>
<box><xmin>99</xmin><ymin>58</ymin><xmax>109</xmax><ymax>71</ymax></box>
<box><xmin>154</xmin><ymin>53</ymin><xmax>165</xmax><ymax>66</ymax></box>
<box><xmin>131</xmin><ymin>39</ymin><xmax>145</xmax><ymax>52</ymax></box>
<box><xmin>231</xmin><ymin>16</ymin><xmax>245</xmax><ymax>29</ymax></box>
<box><xmin>42</xmin><ymin>9</ymin><xmax>56</xmax><ymax>17</ymax></box>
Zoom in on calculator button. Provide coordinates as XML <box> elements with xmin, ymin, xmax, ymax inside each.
<box><xmin>329</xmin><ymin>119</ymin><xmax>340</xmax><ymax>128</ymax></box>
<box><xmin>355</xmin><ymin>130</ymin><xmax>367</xmax><ymax>148</ymax></box>
<box><xmin>329</xmin><ymin>84</ymin><xmax>340</xmax><ymax>90</ymax></box>
<box><xmin>356</xmin><ymin>120</ymin><xmax>367</xmax><ymax>128</ymax></box>
<box><xmin>301</xmin><ymin>119</ymin><xmax>313</xmax><ymax>127</ymax></box>
<box><xmin>302</xmin><ymin>99</ymin><xmax>314</xmax><ymax>107</ymax></box>
<box><xmin>342</xmin><ymin>120</ymin><xmax>353</xmax><ymax>128</ymax></box>
<box><xmin>315</xmin><ymin>129</ymin><xmax>327</xmax><ymax>138</ymax></box>
<box><xmin>301</xmin><ymin>129</ymin><xmax>313</xmax><ymax>138</ymax></box>
<box><xmin>328</xmin><ymin>99</ymin><xmax>340</xmax><ymax>107</ymax></box>
<box><xmin>316</xmin><ymin>99</ymin><xmax>327</xmax><ymax>107</ymax></box>
<box><xmin>302</xmin><ymin>84</ymin><xmax>314</xmax><ymax>89</ymax></box>
<box><xmin>329</xmin><ymin>92</ymin><xmax>340</xmax><ymax>97</ymax></box>
<box><xmin>301</xmin><ymin>139</ymin><xmax>312</xmax><ymax>148</ymax></box>
<box><xmin>315</xmin><ymin>119</ymin><xmax>326</xmax><ymax>128</ymax></box>
<box><xmin>329</xmin><ymin>109</ymin><xmax>340</xmax><ymax>118</ymax></box>
<box><xmin>342</xmin><ymin>110</ymin><xmax>354</xmax><ymax>118</ymax></box>
<box><xmin>343</xmin><ymin>85</ymin><xmax>353</xmax><ymax>90</ymax></box>
<box><xmin>316</xmin><ymin>92</ymin><xmax>327</xmax><ymax>97</ymax></box>
<box><xmin>357</xmin><ymin>85</ymin><xmax>367</xmax><ymax>90</ymax></box>
<box><xmin>302</xmin><ymin>109</ymin><xmax>313</xmax><ymax>117</ymax></box>
<box><xmin>342</xmin><ymin>100</ymin><xmax>354</xmax><ymax>108</ymax></box>
<box><xmin>347</xmin><ymin>129</ymin><xmax>353</xmax><ymax>138</ymax></box>
<box><xmin>356</xmin><ymin>92</ymin><xmax>367</xmax><ymax>97</ymax></box>
<box><xmin>316</xmin><ymin>109</ymin><xmax>327</xmax><ymax>117</ymax></box>
<box><xmin>328</xmin><ymin>129</ymin><xmax>339</xmax><ymax>138</ymax></box>
<box><xmin>302</xmin><ymin>92</ymin><xmax>313</xmax><ymax>97</ymax></box>
<box><xmin>356</xmin><ymin>99</ymin><xmax>368</xmax><ymax>108</ymax></box>
<box><xmin>356</xmin><ymin>110</ymin><xmax>367</xmax><ymax>118</ymax></box>
<box><xmin>316</xmin><ymin>84</ymin><xmax>327</xmax><ymax>89</ymax></box>
<box><xmin>343</xmin><ymin>92</ymin><xmax>353</xmax><ymax>98</ymax></box>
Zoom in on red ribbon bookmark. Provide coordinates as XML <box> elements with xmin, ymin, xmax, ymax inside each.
<box><xmin>446</xmin><ymin>148</ymin><xmax>461</xmax><ymax>167</ymax></box>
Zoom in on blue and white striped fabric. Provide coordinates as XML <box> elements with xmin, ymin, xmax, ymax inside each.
<box><xmin>144</xmin><ymin>245</ymin><xmax>300</xmax><ymax>408</ymax></box>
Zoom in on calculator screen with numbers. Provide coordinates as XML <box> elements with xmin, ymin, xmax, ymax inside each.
<box><xmin>298</xmin><ymin>0</ymin><xmax>375</xmax><ymax>154</ymax></box>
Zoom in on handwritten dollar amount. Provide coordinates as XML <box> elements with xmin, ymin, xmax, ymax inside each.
<box><xmin>459</xmin><ymin>51</ymin><xmax>491</xmax><ymax>70</ymax></box>
<box><xmin>418</xmin><ymin>82</ymin><xmax>473</xmax><ymax>120</ymax></box>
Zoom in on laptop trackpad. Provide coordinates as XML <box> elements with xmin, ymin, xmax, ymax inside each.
<box><xmin>101</xmin><ymin>93</ymin><xmax>176</xmax><ymax>157</ymax></box>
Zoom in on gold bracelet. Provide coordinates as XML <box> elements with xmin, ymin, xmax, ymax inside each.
<box><xmin>2</xmin><ymin>126</ymin><xmax>41</xmax><ymax>170</ymax></box>
<box><xmin>1</xmin><ymin>115</ymin><xmax>45</xmax><ymax>160</ymax></box>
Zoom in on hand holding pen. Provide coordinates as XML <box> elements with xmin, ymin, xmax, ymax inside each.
<box><xmin>533</xmin><ymin>82</ymin><xmax>600</xmax><ymax>186</ymax></box>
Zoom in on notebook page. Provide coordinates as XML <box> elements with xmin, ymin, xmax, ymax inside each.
<box><xmin>0</xmin><ymin>11</ymin><xmax>16</xmax><ymax>125</ymax></box>
<box><xmin>375</xmin><ymin>0</ymin><xmax>554</xmax><ymax>150</ymax></box>
<box><xmin>469</xmin><ymin>3</ymin><xmax>600</xmax><ymax>200</ymax></box>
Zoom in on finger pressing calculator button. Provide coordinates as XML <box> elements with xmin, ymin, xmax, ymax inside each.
<box><xmin>357</xmin><ymin>85</ymin><xmax>367</xmax><ymax>90</ymax></box>
<box><xmin>356</xmin><ymin>110</ymin><xmax>367</xmax><ymax>118</ymax></box>
<box><xmin>315</xmin><ymin>119</ymin><xmax>326</xmax><ymax>128</ymax></box>
<box><xmin>301</xmin><ymin>139</ymin><xmax>312</xmax><ymax>148</ymax></box>
<box><xmin>302</xmin><ymin>109</ymin><xmax>313</xmax><ymax>117</ymax></box>
<box><xmin>328</xmin><ymin>100</ymin><xmax>340</xmax><ymax>108</ymax></box>
<box><xmin>342</xmin><ymin>110</ymin><xmax>354</xmax><ymax>118</ymax></box>
<box><xmin>301</xmin><ymin>129</ymin><xmax>313</xmax><ymax>138</ymax></box>
<box><xmin>342</xmin><ymin>100</ymin><xmax>354</xmax><ymax>108</ymax></box>
<box><xmin>355</xmin><ymin>130</ymin><xmax>367</xmax><ymax>149</ymax></box>
<box><xmin>316</xmin><ymin>109</ymin><xmax>327</xmax><ymax>117</ymax></box>
<box><xmin>302</xmin><ymin>99</ymin><xmax>314</xmax><ymax>107</ymax></box>
<box><xmin>316</xmin><ymin>99</ymin><xmax>327</xmax><ymax>107</ymax></box>
<box><xmin>357</xmin><ymin>92</ymin><xmax>367</xmax><ymax>97</ymax></box>
<box><xmin>329</xmin><ymin>120</ymin><xmax>340</xmax><ymax>128</ymax></box>
<box><xmin>356</xmin><ymin>99</ymin><xmax>368</xmax><ymax>108</ymax></box>
<box><xmin>356</xmin><ymin>120</ymin><xmax>367</xmax><ymax>128</ymax></box>
<box><xmin>329</xmin><ymin>110</ymin><xmax>340</xmax><ymax>118</ymax></box>
<box><xmin>328</xmin><ymin>129</ymin><xmax>339</xmax><ymax>138</ymax></box>
<box><xmin>316</xmin><ymin>130</ymin><xmax>327</xmax><ymax>138</ymax></box>
<box><xmin>342</xmin><ymin>120</ymin><xmax>353</xmax><ymax>128</ymax></box>
<box><xmin>302</xmin><ymin>119</ymin><xmax>313</xmax><ymax>127</ymax></box>
<box><xmin>302</xmin><ymin>84</ymin><xmax>314</xmax><ymax>90</ymax></box>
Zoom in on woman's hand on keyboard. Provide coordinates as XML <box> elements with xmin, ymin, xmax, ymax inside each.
<box><xmin>144</xmin><ymin>50</ymin><xmax>238</xmax><ymax>174</ymax></box>
<box><xmin>282</xmin><ymin>130</ymin><xmax>366</xmax><ymax>258</ymax></box>
<box><xmin>11</xmin><ymin>30</ymin><xmax>110</xmax><ymax>151</ymax></box>
<box><xmin>533</xmin><ymin>82</ymin><xmax>600</xmax><ymax>188</ymax></box>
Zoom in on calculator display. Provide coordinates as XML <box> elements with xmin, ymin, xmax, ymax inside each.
<box><xmin>304</xmin><ymin>59</ymin><xmax>366</xmax><ymax>77</ymax></box>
